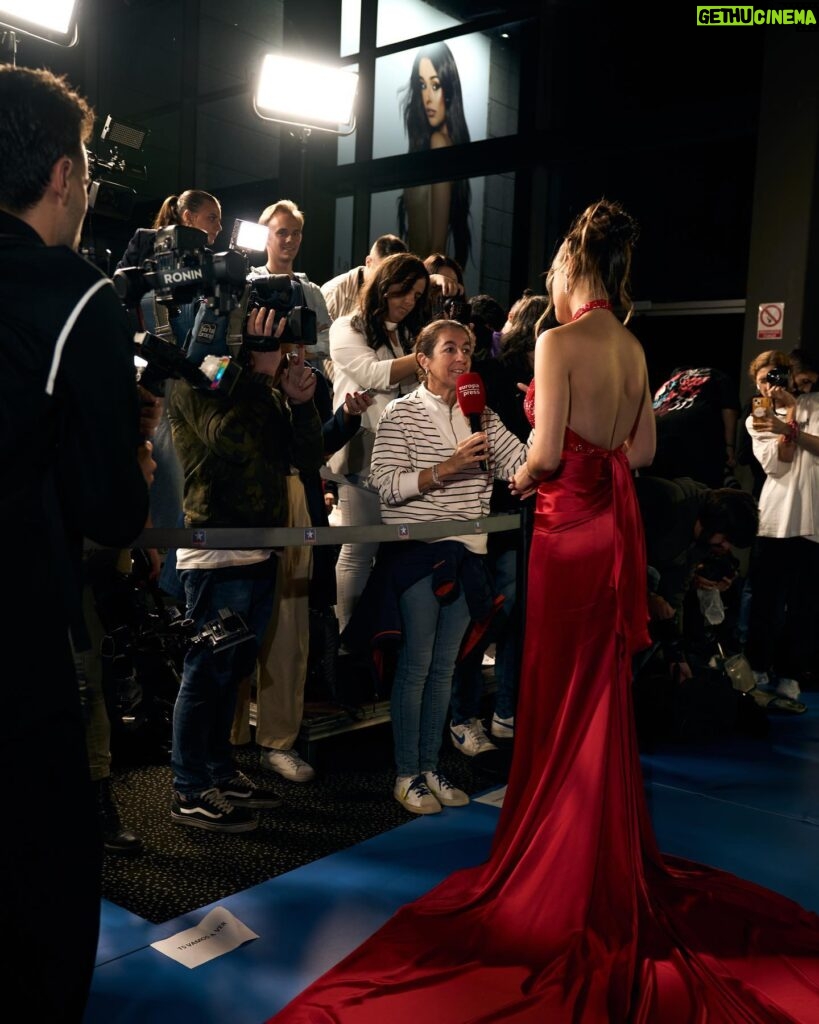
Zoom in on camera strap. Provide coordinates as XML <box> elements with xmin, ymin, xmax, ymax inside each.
<box><xmin>151</xmin><ymin>295</ymin><xmax>174</xmax><ymax>343</ymax></box>
<box><xmin>227</xmin><ymin>283</ymin><xmax>253</xmax><ymax>356</ymax></box>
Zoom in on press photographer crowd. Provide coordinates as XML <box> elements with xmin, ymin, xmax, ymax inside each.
<box><xmin>2</xmin><ymin>63</ymin><xmax>819</xmax><ymax>1023</ymax></box>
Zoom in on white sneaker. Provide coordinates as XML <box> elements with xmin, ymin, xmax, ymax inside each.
<box><xmin>394</xmin><ymin>775</ymin><xmax>441</xmax><ymax>815</ymax></box>
<box><xmin>260</xmin><ymin>747</ymin><xmax>315</xmax><ymax>782</ymax></box>
<box><xmin>449</xmin><ymin>718</ymin><xmax>497</xmax><ymax>757</ymax></box>
<box><xmin>491</xmin><ymin>713</ymin><xmax>515</xmax><ymax>740</ymax></box>
<box><xmin>423</xmin><ymin>770</ymin><xmax>469</xmax><ymax>807</ymax></box>
<box><xmin>775</xmin><ymin>677</ymin><xmax>801</xmax><ymax>700</ymax></box>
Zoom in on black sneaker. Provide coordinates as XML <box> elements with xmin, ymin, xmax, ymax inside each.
<box><xmin>171</xmin><ymin>788</ymin><xmax>258</xmax><ymax>832</ymax></box>
<box><xmin>215</xmin><ymin>770</ymin><xmax>281</xmax><ymax>809</ymax></box>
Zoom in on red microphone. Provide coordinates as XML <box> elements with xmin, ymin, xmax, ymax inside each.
<box><xmin>455</xmin><ymin>372</ymin><xmax>487</xmax><ymax>472</ymax></box>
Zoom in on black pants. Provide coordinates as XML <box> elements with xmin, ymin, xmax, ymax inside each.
<box><xmin>5</xmin><ymin>630</ymin><xmax>102</xmax><ymax>1022</ymax></box>
<box><xmin>745</xmin><ymin>535</ymin><xmax>819</xmax><ymax>679</ymax></box>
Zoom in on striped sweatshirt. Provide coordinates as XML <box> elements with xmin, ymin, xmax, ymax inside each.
<box><xmin>370</xmin><ymin>386</ymin><xmax>529</xmax><ymax>554</ymax></box>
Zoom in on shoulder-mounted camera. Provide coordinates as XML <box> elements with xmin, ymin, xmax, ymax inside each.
<box><xmin>113</xmin><ymin>225</ymin><xmax>249</xmax><ymax>316</ymax></box>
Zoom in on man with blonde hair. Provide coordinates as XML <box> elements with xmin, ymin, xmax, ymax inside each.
<box><xmin>255</xmin><ymin>199</ymin><xmax>331</xmax><ymax>359</ymax></box>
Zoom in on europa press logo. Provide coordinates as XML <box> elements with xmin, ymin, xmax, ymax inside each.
<box><xmin>696</xmin><ymin>6</ymin><xmax>817</xmax><ymax>24</ymax></box>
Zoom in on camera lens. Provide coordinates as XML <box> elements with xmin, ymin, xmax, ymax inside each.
<box><xmin>766</xmin><ymin>368</ymin><xmax>788</xmax><ymax>387</ymax></box>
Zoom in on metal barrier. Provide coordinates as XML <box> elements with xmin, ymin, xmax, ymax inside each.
<box><xmin>132</xmin><ymin>511</ymin><xmax>522</xmax><ymax>550</ymax></box>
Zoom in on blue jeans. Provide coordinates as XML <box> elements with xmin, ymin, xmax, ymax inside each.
<box><xmin>450</xmin><ymin>546</ymin><xmax>518</xmax><ymax>723</ymax></box>
<box><xmin>171</xmin><ymin>563</ymin><xmax>277</xmax><ymax>794</ymax></box>
<box><xmin>391</xmin><ymin>576</ymin><xmax>470</xmax><ymax>778</ymax></box>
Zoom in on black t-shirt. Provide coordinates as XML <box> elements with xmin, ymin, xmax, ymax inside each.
<box><xmin>647</xmin><ymin>366</ymin><xmax>739</xmax><ymax>488</ymax></box>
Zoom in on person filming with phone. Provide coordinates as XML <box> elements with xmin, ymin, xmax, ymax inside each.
<box><xmin>744</xmin><ymin>350</ymin><xmax>819</xmax><ymax>696</ymax></box>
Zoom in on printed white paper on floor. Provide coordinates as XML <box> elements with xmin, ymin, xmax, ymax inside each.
<box><xmin>151</xmin><ymin>906</ymin><xmax>259</xmax><ymax>968</ymax></box>
<box><xmin>475</xmin><ymin>785</ymin><xmax>506</xmax><ymax>808</ymax></box>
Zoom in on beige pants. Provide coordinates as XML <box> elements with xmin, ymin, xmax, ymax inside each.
<box><xmin>231</xmin><ymin>476</ymin><xmax>312</xmax><ymax>749</ymax></box>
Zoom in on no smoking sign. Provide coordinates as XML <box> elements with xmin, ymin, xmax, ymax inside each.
<box><xmin>757</xmin><ymin>302</ymin><xmax>784</xmax><ymax>341</ymax></box>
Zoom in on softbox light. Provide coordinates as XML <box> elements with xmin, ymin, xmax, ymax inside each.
<box><xmin>0</xmin><ymin>0</ymin><xmax>80</xmax><ymax>47</ymax></box>
<box><xmin>253</xmin><ymin>54</ymin><xmax>358</xmax><ymax>136</ymax></box>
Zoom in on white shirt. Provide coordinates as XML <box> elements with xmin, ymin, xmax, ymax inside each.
<box><xmin>320</xmin><ymin>266</ymin><xmax>363</xmax><ymax>320</ymax></box>
<box><xmin>325</xmin><ymin>314</ymin><xmax>419</xmax><ymax>478</ymax></box>
<box><xmin>748</xmin><ymin>391</ymin><xmax>819</xmax><ymax>542</ymax></box>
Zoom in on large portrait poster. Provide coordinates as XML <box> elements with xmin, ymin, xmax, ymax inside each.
<box><xmin>336</xmin><ymin>1</ymin><xmax>520</xmax><ymax>301</ymax></box>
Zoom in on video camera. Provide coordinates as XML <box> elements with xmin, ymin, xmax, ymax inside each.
<box><xmin>134</xmin><ymin>330</ymin><xmax>241</xmax><ymax>399</ymax></box>
<box><xmin>245</xmin><ymin>273</ymin><xmax>318</xmax><ymax>350</ymax></box>
<box><xmin>113</xmin><ymin>225</ymin><xmax>249</xmax><ymax>316</ymax></box>
<box><xmin>86</xmin><ymin>545</ymin><xmax>254</xmax><ymax>756</ymax></box>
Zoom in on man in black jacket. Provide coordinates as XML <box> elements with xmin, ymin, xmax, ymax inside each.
<box><xmin>0</xmin><ymin>66</ymin><xmax>152</xmax><ymax>1022</ymax></box>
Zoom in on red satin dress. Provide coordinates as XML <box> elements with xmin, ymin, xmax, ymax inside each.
<box><xmin>271</xmin><ymin>386</ymin><xmax>819</xmax><ymax>1023</ymax></box>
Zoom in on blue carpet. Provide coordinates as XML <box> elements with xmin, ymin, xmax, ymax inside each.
<box><xmin>84</xmin><ymin>693</ymin><xmax>819</xmax><ymax>1024</ymax></box>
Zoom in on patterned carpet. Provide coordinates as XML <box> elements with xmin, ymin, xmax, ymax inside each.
<box><xmin>102</xmin><ymin>719</ymin><xmax>511</xmax><ymax>924</ymax></box>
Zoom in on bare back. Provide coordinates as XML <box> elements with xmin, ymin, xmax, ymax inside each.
<box><xmin>530</xmin><ymin>312</ymin><xmax>655</xmax><ymax>473</ymax></box>
<box><xmin>565</xmin><ymin>319</ymin><xmax>646</xmax><ymax>448</ymax></box>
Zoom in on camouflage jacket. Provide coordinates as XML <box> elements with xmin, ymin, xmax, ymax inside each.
<box><xmin>168</xmin><ymin>374</ymin><xmax>323</xmax><ymax>529</ymax></box>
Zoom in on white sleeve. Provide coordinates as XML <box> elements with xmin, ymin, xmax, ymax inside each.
<box><xmin>747</xmin><ymin>413</ymin><xmax>791</xmax><ymax>478</ymax></box>
<box><xmin>371</xmin><ymin>405</ymin><xmax>424</xmax><ymax>504</ymax></box>
<box><xmin>330</xmin><ymin>318</ymin><xmax>394</xmax><ymax>392</ymax></box>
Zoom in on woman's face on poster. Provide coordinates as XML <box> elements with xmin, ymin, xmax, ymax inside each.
<box><xmin>418</xmin><ymin>57</ymin><xmax>446</xmax><ymax>130</ymax></box>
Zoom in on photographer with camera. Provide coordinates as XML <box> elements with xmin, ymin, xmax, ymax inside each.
<box><xmin>167</xmin><ymin>302</ymin><xmax>324</xmax><ymax>831</ymax></box>
<box><xmin>745</xmin><ymin>350</ymin><xmax>819</xmax><ymax>696</ymax></box>
<box><xmin>253</xmin><ymin>199</ymin><xmax>331</xmax><ymax>366</ymax></box>
<box><xmin>634</xmin><ymin>476</ymin><xmax>758</xmax><ymax>680</ymax></box>
<box><xmin>0</xmin><ymin>65</ymin><xmax>153</xmax><ymax>1021</ymax></box>
<box><xmin>321</xmin><ymin>233</ymin><xmax>408</xmax><ymax>321</ymax></box>
<box><xmin>423</xmin><ymin>251</ymin><xmax>465</xmax><ymax>321</ymax></box>
<box><xmin>116</xmin><ymin>190</ymin><xmax>225</xmax><ymax>603</ymax></box>
<box><xmin>229</xmin><ymin>343</ymin><xmax>374</xmax><ymax>782</ymax></box>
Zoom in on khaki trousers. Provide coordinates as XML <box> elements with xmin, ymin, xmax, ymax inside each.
<box><xmin>231</xmin><ymin>475</ymin><xmax>312</xmax><ymax>749</ymax></box>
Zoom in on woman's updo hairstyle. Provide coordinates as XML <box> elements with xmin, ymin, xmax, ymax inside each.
<box><xmin>152</xmin><ymin>188</ymin><xmax>220</xmax><ymax>229</ymax></box>
<box><xmin>554</xmin><ymin>198</ymin><xmax>640</xmax><ymax>324</ymax></box>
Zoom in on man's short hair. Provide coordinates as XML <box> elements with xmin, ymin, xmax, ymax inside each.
<box><xmin>469</xmin><ymin>294</ymin><xmax>507</xmax><ymax>333</ymax></box>
<box><xmin>0</xmin><ymin>66</ymin><xmax>94</xmax><ymax>213</ymax></box>
<box><xmin>258</xmin><ymin>199</ymin><xmax>304</xmax><ymax>227</ymax></box>
<box><xmin>699</xmin><ymin>488</ymin><xmax>759</xmax><ymax>549</ymax></box>
<box><xmin>371</xmin><ymin>234</ymin><xmax>407</xmax><ymax>260</ymax></box>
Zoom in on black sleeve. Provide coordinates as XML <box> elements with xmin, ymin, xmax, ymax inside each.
<box><xmin>54</xmin><ymin>277</ymin><xmax>149</xmax><ymax>547</ymax></box>
<box><xmin>323</xmin><ymin>405</ymin><xmax>360</xmax><ymax>456</ymax></box>
<box><xmin>117</xmin><ymin>228</ymin><xmax>155</xmax><ymax>270</ymax></box>
<box><xmin>712</xmin><ymin>368</ymin><xmax>741</xmax><ymax>412</ymax></box>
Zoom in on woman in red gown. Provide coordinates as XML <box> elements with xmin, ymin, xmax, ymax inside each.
<box><xmin>271</xmin><ymin>200</ymin><xmax>819</xmax><ymax>1022</ymax></box>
